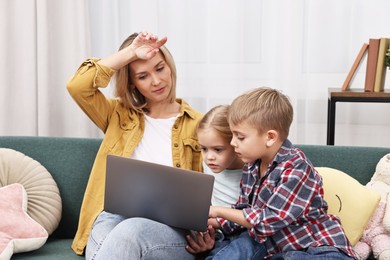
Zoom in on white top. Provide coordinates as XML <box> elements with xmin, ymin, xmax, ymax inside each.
<box><xmin>203</xmin><ymin>162</ymin><xmax>242</xmax><ymax>207</ymax></box>
<box><xmin>131</xmin><ymin>114</ymin><xmax>177</xmax><ymax>167</ymax></box>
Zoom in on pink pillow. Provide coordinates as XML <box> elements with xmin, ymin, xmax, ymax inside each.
<box><xmin>0</xmin><ymin>148</ymin><xmax>62</xmax><ymax>235</ymax></box>
<box><xmin>0</xmin><ymin>183</ymin><xmax>48</xmax><ymax>259</ymax></box>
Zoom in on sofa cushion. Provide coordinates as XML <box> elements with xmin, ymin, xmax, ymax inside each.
<box><xmin>0</xmin><ymin>183</ymin><xmax>48</xmax><ymax>259</ymax></box>
<box><xmin>0</xmin><ymin>148</ymin><xmax>62</xmax><ymax>235</ymax></box>
<box><xmin>11</xmin><ymin>239</ymin><xmax>82</xmax><ymax>260</ymax></box>
<box><xmin>316</xmin><ymin>167</ymin><xmax>381</xmax><ymax>246</ymax></box>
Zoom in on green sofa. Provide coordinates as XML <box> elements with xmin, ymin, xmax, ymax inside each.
<box><xmin>0</xmin><ymin>136</ymin><xmax>389</xmax><ymax>259</ymax></box>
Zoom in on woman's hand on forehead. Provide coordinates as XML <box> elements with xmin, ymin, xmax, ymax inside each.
<box><xmin>132</xmin><ymin>32</ymin><xmax>168</xmax><ymax>60</ymax></box>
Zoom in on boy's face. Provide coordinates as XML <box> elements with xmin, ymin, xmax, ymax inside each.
<box><xmin>230</xmin><ymin>121</ymin><xmax>267</xmax><ymax>164</ymax></box>
<box><xmin>197</xmin><ymin>128</ymin><xmax>240</xmax><ymax>173</ymax></box>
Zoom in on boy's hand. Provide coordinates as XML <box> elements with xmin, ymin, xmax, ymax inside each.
<box><xmin>185</xmin><ymin>225</ymin><xmax>216</xmax><ymax>254</ymax></box>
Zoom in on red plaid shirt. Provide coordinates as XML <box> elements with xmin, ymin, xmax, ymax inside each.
<box><xmin>218</xmin><ymin>140</ymin><xmax>356</xmax><ymax>259</ymax></box>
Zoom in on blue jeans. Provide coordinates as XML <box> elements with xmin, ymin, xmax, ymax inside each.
<box><xmin>269</xmin><ymin>246</ymin><xmax>355</xmax><ymax>260</ymax></box>
<box><xmin>206</xmin><ymin>230</ymin><xmax>266</xmax><ymax>260</ymax></box>
<box><xmin>86</xmin><ymin>211</ymin><xmax>195</xmax><ymax>260</ymax></box>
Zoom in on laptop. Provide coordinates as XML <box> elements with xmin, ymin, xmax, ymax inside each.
<box><xmin>104</xmin><ymin>154</ymin><xmax>215</xmax><ymax>232</ymax></box>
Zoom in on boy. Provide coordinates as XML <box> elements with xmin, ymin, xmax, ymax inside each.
<box><xmin>206</xmin><ymin>87</ymin><xmax>356</xmax><ymax>259</ymax></box>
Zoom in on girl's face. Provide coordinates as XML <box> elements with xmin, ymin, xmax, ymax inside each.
<box><xmin>197</xmin><ymin>128</ymin><xmax>241</xmax><ymax>173</ymax></box>
<box><xmin>129</xmin><ymin>52</ymin><xmax>172</xmax><ymax>106</ymax></box>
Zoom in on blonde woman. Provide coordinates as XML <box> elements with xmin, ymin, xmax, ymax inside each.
<box><xmin>67</xmin><ymin>32</ymin><xmax>203</xmax><ymax>260</ymax></box>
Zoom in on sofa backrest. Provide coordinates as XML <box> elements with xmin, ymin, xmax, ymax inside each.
<box><xmin>297</xmin><ymin>144</ymin><xmax>390</xmax><ymax>185</ymax></box>
<box><xmin>0</xmin><ymin>136</ymin><xmax>101</xmax><ymax>239</ymax></box>
<box><xmin>0</xmin><ymin>136</ymin><xmax>389</xmax><ymax>239</ymax></box>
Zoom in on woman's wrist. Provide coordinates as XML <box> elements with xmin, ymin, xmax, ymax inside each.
<box><xmin>98</xmin><ymin>45</ymin><xmax>137</xmax><ymax>70</ymax></box>
<box><xmin>125</xmin><ymin>45</ymin><xmax>138</xmax><ymax>63</ymax></box>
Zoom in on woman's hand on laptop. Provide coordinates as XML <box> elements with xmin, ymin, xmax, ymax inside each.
<box><xmin>185</xmin><ymin>225</ymin><xmax>216</xmax><ymax>254</ymax></box>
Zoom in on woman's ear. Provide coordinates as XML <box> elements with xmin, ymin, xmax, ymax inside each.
<box><xmin>266</xmin><ymin>130</ymin><xmax>279</xmax><ymax>147</ymax></box>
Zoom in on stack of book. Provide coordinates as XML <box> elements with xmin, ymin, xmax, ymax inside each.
<box><xmin>342</xmin><ymin>37</ymin><xmax>390</xmax><ymax>92</ymax></box>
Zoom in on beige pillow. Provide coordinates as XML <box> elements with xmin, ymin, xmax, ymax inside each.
<box><xmin>0</xmin><ymin>148</ymin><xmax>62</xmax><ymax>234</ymax></box>
<box><xmin>316</xmin><ymin>167</ymin><xmax>380</xmax><ymax>246</ymax></box>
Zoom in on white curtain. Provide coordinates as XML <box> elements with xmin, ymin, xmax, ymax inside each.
<box><xmin>1</xmin><ymin>0</ymin><xmax>390</xmax><ymax>147</ymax></box>
<box><xmin>0</xmin><ymin>0</ymin><xmax>99</xmax><ymax>137</ymax></box>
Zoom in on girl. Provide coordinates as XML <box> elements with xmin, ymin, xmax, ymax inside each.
<box><xmin>186</xmin><ymin>105</ymin><xmax>244</xmax><ymax>256</ymax></box>
<box><xmin>197</xmin><ymin>105</ymin><xmax>243</xmax><ymax>207</ymax></box>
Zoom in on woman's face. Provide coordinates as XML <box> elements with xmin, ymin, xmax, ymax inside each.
<box><xmin>129</xmin><ymin>52</ymin><xmax>172</xmax><ymax>105</ymax></box>
<box><xmin>197</xmin><ymin>128</ymin><xmax>239</xmax><ymax>173</ymax></box>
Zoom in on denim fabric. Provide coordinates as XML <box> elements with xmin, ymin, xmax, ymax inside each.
<box><xmin>206</xmin><ymin>230</ymin><xmax>266</xmax><ymax>260</ymax></box>
<box><xmin>269</xmin><ymin>246</ymin><xmax>355</xmax><ymax>260</ymax></box>
<box><xmin>86</xmin><ymin>211</ymin><xmax>195</xmax><ymax>260</ymax></box>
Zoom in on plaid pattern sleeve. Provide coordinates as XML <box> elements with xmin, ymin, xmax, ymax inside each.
<box><xmin>218</xmin><ymin>201</ymin><xmax>252</xmax><ymax>234</ymax></box>
<box><xmin>223</xmin><ymin>140</ymin><xmax>356</xmax><ymax>259</ymax></box>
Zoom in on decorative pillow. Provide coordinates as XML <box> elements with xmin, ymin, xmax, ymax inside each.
<box><xmin>0</xmin><ymin>183</ymin><xmax>48</xmax><ymax>259</ymax></box>
<box><xmin>316</xmin><ymin>167</ymin><xmax>381</xmax><ymax>246</ymax></box>
<box><xmin>0</xmin><ymin>148</ymin><xmax>62</xmax><ymax>235</ymax></box>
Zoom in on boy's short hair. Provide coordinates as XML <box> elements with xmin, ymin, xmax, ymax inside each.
<box><xmin>228</xmin><ymin>87</ymin><xmax>293</xmax><ymax>140</ymax></box>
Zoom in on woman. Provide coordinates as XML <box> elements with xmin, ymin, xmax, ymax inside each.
<box><xmin>67</xmin><ymin>32</ymin><xmax>203</xmax><ymax>260</ymax></box>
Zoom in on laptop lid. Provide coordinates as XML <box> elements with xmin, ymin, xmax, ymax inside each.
<box><xmin>104</xmin><ymin>154</ymin><xmax>215</xmax><ymax>232</ymax></box>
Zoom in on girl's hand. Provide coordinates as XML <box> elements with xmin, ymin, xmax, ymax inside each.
<box><xmin>208</xmin><ymin>217</ymin><xmax>221</xmax><ymax>229</ymax></box>
<box><xmin>185</xmin><ymin>225</ymin><xmax>216</xmax><ymax>254</ymax></box>
<box><xmin>209</xmin><ymin>205</ymin><xmax>216</xmax><ymax>218</ymax></box>
<box><xmin>131</xmin><ymin>32</ymin><xmax>168</xmax><ymax>60</ymax></box>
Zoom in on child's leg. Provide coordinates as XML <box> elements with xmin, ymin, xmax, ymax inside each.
<box><xmin>206</xmin><ymin>230</ymin><xmax>266</xmax><ymax>260</ymax></box>
<box><xmin>205</xmin><ymin>230</ymin><xmax>237</xmax><ymax>260</ymax></box>
<box><xmin>269</xmin><ymin>246</ymin><xmax>354</xmax><ymax>260</ymax></box>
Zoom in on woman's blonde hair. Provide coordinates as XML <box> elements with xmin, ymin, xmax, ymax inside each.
<box><xmin>228</xmin><ymin>87</ymin><xmax>293</xmax><ymax>140</ymax></box>
<box><xmin>197</xmin><ymin>105</ymin><xmax>232</xmax><ymax>142</ymax></box>
<box><xmin>114</xmin><ymin>33</ymin><xmax>177</xmax><ymax>112</ymax></box>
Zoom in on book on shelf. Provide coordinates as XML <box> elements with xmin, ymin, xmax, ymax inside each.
<box><xmin>373</xmin><ymin>37</ymin><xmax>390</xmax><ymax>92</ymax></box>
<box><xmin>341</xmin><ymin>43</ymin><xmax>368</xmax><ymax>91</ymax></box>
<box><xmin>364</xmin><ymin>38</ymin><xmax>381</xmax><ymax>92</ymax></box>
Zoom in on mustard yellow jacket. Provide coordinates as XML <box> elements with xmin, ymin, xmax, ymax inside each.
<box><xmin>67</xmin><ymin>59</ymin><xmax>203</xmax><ymax>255</ymax></box>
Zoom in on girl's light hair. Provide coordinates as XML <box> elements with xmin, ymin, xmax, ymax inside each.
<box><xmin>228</xmin><ymin>87</ymin><xmax>293</xmax><ymax>140</ymax></box>
<box><xmin>114</xmin><ymin>33</ymin><xmax>177</xmax><ymax>113</ymax></box>
<box><xmin>197</xmin><ymin>105</ymin><xmax>232</xmax><ymax>142</ymax></box>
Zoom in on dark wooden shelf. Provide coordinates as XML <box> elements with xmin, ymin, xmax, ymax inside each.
<box><xmin>329</xmin><ymin>88</ymin><xmax>390</xmax><ymax>99</ymax></box>
<box><xmin>327</xmin><ymin>88</ymin><xmax>390</xmax><ymax>145</ymax></box>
